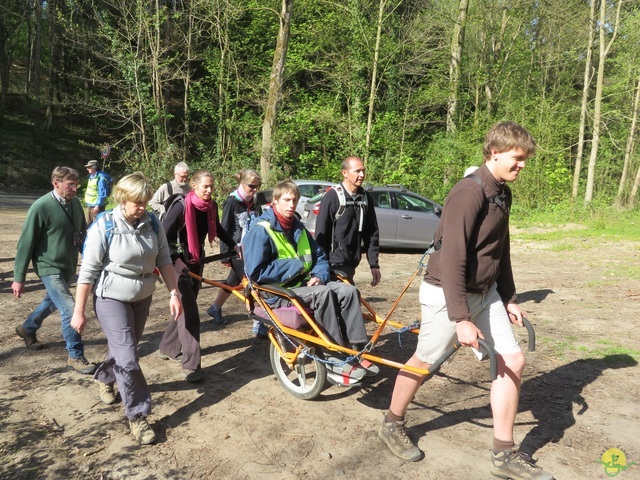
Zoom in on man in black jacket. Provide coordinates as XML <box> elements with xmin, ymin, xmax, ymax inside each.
<box><xmin>315</xmin><ymin>156</ymin><xmax>381</xmax><ymax>287</ymax></box>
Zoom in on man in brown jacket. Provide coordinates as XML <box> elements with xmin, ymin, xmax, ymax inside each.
<box><xmin>377</xmin><ymin>122</ymin><xmax>554</xmax><ymax>480</ymax></box>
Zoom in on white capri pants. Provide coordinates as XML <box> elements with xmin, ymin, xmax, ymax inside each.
<box><xmin>415</xmin><ymin>281</ymin><xmax>521</xmax><ymax>365</ymax></box>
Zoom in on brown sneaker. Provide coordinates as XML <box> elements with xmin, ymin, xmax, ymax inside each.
<box><xmin>15</xmin><ymin>325</ymin><xmax>43</xmax><ymax>350</ymax></box>
<box><xmin>491</xmin><ymin>445</ymin><xmax>555</xmax><ymax>480</ymax></box>
<box><xmin>129</xmin><ymin>415</ymin><xmax>156</xmax><ymax>445</ymax></box>
<box><xmin>378</xmin><ymin>417</ymin><xmax>423</xmax><ymax>462</ymax></box>
<box><xmin>66</xmin><ymin>356</ymin><xmax>97</xmax><ymax>375</ymax></box>
<box><xmin>95</xmin><ymin>380</ymin><xmax>117</xmax><ymax>405</ymax></box>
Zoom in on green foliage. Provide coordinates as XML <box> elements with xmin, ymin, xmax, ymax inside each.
<box><xmin>2</xmin><ymin>0</ymin><xmax>640</xmax><ymax>213</ymax></box>
<box><xmin>513</xmin><ymin>154</ymin><xmax>573</xmax><ymax>209</ymax></box>
<box><xmin>405</xmin><ymin>131</ymin><xmax>482</xmax><ymax>203</ymax></box>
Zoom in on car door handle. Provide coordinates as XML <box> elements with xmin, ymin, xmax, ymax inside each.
<box><xmin>401</xmin><ymin>214</ymin><xmax>413</xmax><ymax>219</ymax></box>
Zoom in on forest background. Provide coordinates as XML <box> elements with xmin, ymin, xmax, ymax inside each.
<box><xmin>1</xmin><ymin>0</ymin><xmax>640</xmax><ymax>221</ymax></box>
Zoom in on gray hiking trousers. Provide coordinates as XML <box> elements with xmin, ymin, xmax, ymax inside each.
<box><xmin>282</xmin><ymin>281</ymin><xmax>367</xmax><ymax>347</ymax></box>
<box><xmin>93</xmin><ymin>295</ymin><xmax>153</xmax><ymax>421</ymax></box>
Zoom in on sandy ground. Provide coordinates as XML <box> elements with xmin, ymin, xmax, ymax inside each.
<box><xmin>1</xmin><ymin>205</ymin><xmax>639</xmax><ymax>480</ymax></box>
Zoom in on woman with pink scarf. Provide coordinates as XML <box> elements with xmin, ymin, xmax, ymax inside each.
<box><xmin>157</xmin><ymin>170</ymin><xmax>237</xmax><ymax>382</ymax></box>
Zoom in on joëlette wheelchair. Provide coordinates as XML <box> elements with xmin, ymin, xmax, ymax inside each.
<box><xmin>187</xmin><ymin>254</ymin><xmax>536</xmax><ymax>400</ymax></box>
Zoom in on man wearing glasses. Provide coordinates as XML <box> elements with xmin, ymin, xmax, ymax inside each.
<box><xmin>149</xmin><ymin>162</ymin><xmax>191</xmax><ymax>217</ymax></box>
<box><xmin>12</xmin><ymin>167</ymin><xmax>96</xmax><ymax>374</ymax></box>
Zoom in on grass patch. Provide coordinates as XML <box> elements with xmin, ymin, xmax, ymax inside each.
<box><xmin>540</xmin><ymin>336</ymin><xmax>640</xmax><ymax>364</ymax></box>
<box><xmin>577</xmin><ymin>341</ymin><xmax>640</xmax><ymax>363</ymax></box>
<box><xmin>540</xmin><ymin>336</ymin><xmax>578</xmax><ymax>359</ymax></box>
<box><xmin>511</xmin><ymin>202</ymin><xmax>640</xmax><ymax>242</ymax></box>
<box><xmin>547</xmin><ymin>242</ymin><xmax>577</xmax><ymax>252</ymax></box>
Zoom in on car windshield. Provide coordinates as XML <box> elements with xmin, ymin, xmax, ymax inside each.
<box><xmin>307</xmin><ymin>191</ymin><xmax>326</xmax><ymax>203</ymax></box>
<box><xmin>396</xmin><ymin>193</ymin><xmax>435</xmax><ymax>213</ymax></box>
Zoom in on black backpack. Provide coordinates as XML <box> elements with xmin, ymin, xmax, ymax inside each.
<box><xmin>158</xmin><ymin>192</ymin><xmax>185</xmax><ymax>222</ymax></box>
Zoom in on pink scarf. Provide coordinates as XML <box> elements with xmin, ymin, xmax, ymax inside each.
<box><xmin>184</xmin><ymin>190</ymin><xmax>218</xmax><ymax>264</ymax></box>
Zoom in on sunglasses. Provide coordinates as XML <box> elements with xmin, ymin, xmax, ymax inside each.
<box><xmin>246</xmin><ymin>183</ymin><xmax>261</xmax><ymax>190</ymax></box>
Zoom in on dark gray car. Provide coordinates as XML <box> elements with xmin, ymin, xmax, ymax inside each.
<box><xmin>301</xmin><ymin>185</ymin><xmax>442</xmax><ymax>249</ymax></box>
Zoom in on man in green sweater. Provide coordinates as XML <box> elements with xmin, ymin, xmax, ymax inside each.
<box><xmin>12</xmin><ymin>166</ymin><xmax>95</xmax><ymax>374</ymax></box>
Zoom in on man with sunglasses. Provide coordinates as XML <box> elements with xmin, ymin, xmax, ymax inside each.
<box><xmin>149</xmin><ymin>162</ymin><xmax>191</xmax><ymax>217</ymax></box>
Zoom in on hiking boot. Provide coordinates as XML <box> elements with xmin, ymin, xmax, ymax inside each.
<box><xmin>251</xmin><ymin>320</ymin><xmax>268</xmax><ymax>338</ymax></box>
<box><xmin>206</xmin><ymin>304</ymin><xmax>226</xmax><ymax>325</ymax></box>
<box><xmin>129</xmin><ymin>414</ymin><xmax>156</xmax><ymax>445</ymax></box>
<box><xmin>15</xmin><ymin>325</ymin><xmax>43</xmax><ymax>350</ymax></box>
<box><xmin>95</xmin><ymin>380</ymin><xmax>117</xmax><ymax>405</ymax></box>
<box><xmin>66</xmin><ymin>356</ymin><xmax>97</xmax><ymax>375</ymax></box>
<box><xmin>378</xmin><ymin>418</ymin><xmax>423</xmax><ymax>462</ymax></box>
<box><xmin>157</xmin><ymin>351</ymin><xmax>182</xmax><ymax>363</ymax></box>
<box><xmin>491</xmin><ymin>445</ymin><xmax>555</xmax><ymax>480</ymax></box>
<box><xmin>183</xmin><ymin>368</ymin><xmax>204</xmax><ymax>383</ymax></box>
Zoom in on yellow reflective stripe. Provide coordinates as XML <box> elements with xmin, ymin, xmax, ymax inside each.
<box><xmin>258</xmin><ymin>221</ymin><xmax>313</xmax><ymax>277</ymax></box>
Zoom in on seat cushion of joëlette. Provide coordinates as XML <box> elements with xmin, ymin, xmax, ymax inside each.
<box><xmin>253</xmin><ymin>305</ymin><xmax>311</xmax><ymax>330</ymax></box>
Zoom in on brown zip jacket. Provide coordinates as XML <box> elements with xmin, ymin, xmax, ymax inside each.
<box><xmin>424</xmin><ymin>163</ymin><xmax>516</xmax><ymax>322</ymax></box>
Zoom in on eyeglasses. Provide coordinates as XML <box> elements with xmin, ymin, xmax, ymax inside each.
<box><xmin>175</xmin><ymin>173</ymin><xmax>189</xmax><ymax>180</ymax></box>
<box><xmin>246</xmin><ymin>183</ymin><xmax>261</xmax><ymax>190</ymax></box>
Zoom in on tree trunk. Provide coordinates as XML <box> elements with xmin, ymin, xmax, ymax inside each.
<box><xmin>132</xmin><ymin>1</ymin><xmax>151</xmax><ymax>166</ymax></box>
<box><xmin>150</xmin><ymin>0</ymin><xmax>167</xmax><ymax>149</ymax></box>
<box><xmin>584</xmin><ymin>0</ymin><xmax>621</xmax><ymax>204</ymax></box>
<box><xmin>628</xmin><ymin>156</ymin><xmax>640</xmax><ymax>207</ymax></box>
<box><xmin>0</xmin><ymin>14</ymin><xmax>10</xmax><ymax>119</ymax></box>
<box><xmin>364</xmin><ymin>0</ymin><xmax>386</xmax><ymax>165</ymax></box>
<box><xmin>572</xmin><ymin>0</ymin><xmax>596</xmax><ymax>200</ymax></box>
<box><xmin>615</xmin><ymin>70</ymin><xmax>640</xmax><ymax>206</ymax></box>
<box><xmin>45</xmin><ymin>0</ymin><xmax>59</xmax><ymax>134</ymax></box>
<box><xmin>260</xmin><ymin>0</ymin><xmax>294</xmax><ymax>184</ymax></box>
<box><xmin>31</xmin><ymin>0</ymin><xmax>43</xmax><ymax>137</ymax></box>
<box><xmin>446</xmin><ymin>0</ymin><xmax>469</xmax><ymax>135</ymax></box>
<box><xmin>215</xmin><ymin>0</ymin><xmax>231</xmax><ymax>164</ymax></box>
<box><xmin>182</xmin><ymin>7</ymin><xmax>194</xmax><ymax>163</ymax></box>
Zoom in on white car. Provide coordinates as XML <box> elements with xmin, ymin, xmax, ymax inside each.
<box><xmin>293</xmin><ymin>180</ymin><xmax>337</xmax><ymax>218</ymax></box>
<box><xmin>254</xmin><ymin>180</ymin><xmax>338</xmax><ymax>218</ymax></box>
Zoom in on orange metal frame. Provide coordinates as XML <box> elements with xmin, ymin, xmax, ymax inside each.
<box><xmin>186</xmin><ymin>268</ymin><xmax>441</xmax><ymax>377</ymax></box>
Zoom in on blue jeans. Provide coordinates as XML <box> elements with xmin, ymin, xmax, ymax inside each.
<box><xmin>22</xmin><ymin>273</ymin><xmax>84</xmax><ymax>359</ymax></box>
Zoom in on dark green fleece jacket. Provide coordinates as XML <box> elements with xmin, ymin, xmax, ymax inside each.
<box><xmin>13</xmin><ymin>192</ymin><xmax>85</xmax><ymax>282</ymax></box>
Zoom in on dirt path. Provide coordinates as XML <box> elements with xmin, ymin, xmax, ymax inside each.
<box><xmin>1</xmin><ymin>206</ymin><xmax>639</xmax><ymax>480</ymax></box>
